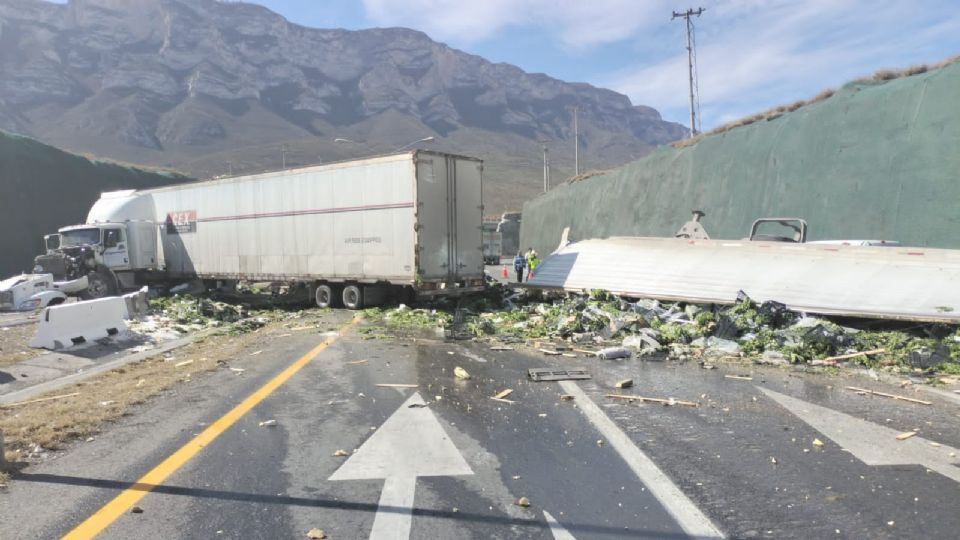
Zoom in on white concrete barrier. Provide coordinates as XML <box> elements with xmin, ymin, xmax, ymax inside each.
<box><xmin>30</xmin><ymin>297</ymin><xmax>128</xmax><ymax>350</ymax></box>
<box><xmin>122</xmin><ymin>286</ymin><xmax>150</xmax><ymax>319</ymax></box>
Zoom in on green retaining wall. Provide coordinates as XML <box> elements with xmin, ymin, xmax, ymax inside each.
<box><xmin>0</xmin><ymin>131</ymin><xmax>188</xmax><ymax>277</ymax></box>
<box><xmin>521</xmin><ymin>62</ymin><xmax>960</xmax><ymax>255</ymax></box>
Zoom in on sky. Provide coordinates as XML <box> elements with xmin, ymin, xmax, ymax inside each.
<box><xmin>251</xmin><ymin>0</ymin><xmax>960</xmax><ymax>128</ymax></box>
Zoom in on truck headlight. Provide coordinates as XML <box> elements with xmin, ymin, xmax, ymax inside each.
<box><xmin>18</xmin><ymin>298</ymin><xmax>41</xmax><ymax>310</ymax></box>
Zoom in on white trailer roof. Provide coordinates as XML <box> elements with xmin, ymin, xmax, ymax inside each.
<box><xmin>527</xmin><ymin>237</ymin><xmax>960</xmax><ymax>322</ymax></box>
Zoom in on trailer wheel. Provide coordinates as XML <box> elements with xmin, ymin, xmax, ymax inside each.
<box><xmin>315</xmin><ymin>284</ymin><xmax>341</xmax><ymax>309</ymax></box>
<box><xmin>341</xmin><ymin>285</ymin><xmax>363</xmax><ymax>310</ymax></box>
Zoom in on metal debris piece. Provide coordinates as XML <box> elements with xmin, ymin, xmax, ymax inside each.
<box><xmin>259</xmin><ymin>420</ymin><xmax>277</xmax><ymax>427</ymax></box>
<box><xmin>528</xmin><ymin>368</ymin><xmax>591</xmax><ymax>382</ymax></box>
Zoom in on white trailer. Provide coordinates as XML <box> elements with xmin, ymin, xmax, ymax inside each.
<box><xmin>35</xmin><ymin>151</ymin><xmax>486</xmax><ymax>308</ymax></box>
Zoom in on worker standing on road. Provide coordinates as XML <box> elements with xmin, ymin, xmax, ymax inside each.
<box><xmin>526</xmin><ymin>249</ymin><xmax>540</xmax><ymax>280</ymax></box>
<box><xmin>513</xmin><ymin>251</ymin><xmax>527</xmax><ymax>283</ymax></box>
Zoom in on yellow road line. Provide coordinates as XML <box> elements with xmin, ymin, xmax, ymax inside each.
<box><xmin>62</xmin><ymin>318</ymin><xmax>358</xmax><ymax>540</ymax></box>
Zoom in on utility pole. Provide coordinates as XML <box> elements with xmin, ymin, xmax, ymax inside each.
<box><xmin>281</xmin><ymin>144</ymin><xmax>288</xmax><ymax>169</ymax></box>
<box><xmin>573</xmin><ymin>106</ymin><xmax>580</xmax><ymax>176</ymax></box>
<box><xmin>672</xmin><ymin>7</ymin><xmax>705</xmax><ymax>138</ymax></box>
<box><xmin>540</xmin><ymin>143</ymin><xmax>551</xmax><ymax>192</ymax></box>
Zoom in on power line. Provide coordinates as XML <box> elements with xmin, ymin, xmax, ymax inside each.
<box><xmin>672</xmin><ymin>7</ymin><xmax>705</xmax><ymax>138</ymax></box>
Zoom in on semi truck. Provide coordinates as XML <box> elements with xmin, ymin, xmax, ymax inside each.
<box><xmin>29</xmin><ymin>151</ymin><xmax>486</xmax><ymax>309</ymax></box>
<box><xmin>482</xmin><ymin>220</ymin><xmax>503</xmax><ymax>264</ymax></box>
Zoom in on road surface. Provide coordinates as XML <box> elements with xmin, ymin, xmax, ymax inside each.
<box><xmin>1</xmin><ymin>310</ymin><xmax>959</xmax><ymax>539</ymax></box>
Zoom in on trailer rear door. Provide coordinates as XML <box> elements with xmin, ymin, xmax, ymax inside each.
<box><xmin>453</xmin><ymin>158</ymin><xmax>483</xmax><ymax>277</ymax></box>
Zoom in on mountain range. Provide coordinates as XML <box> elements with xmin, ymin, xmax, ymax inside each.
<box><xmin>0</xmin><ymin>0</ymin><xmax>685</xmax><ymax>213</ymax></box>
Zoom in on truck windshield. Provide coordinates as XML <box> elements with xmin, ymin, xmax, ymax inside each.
<box><xmin>60</xmin><ymin>228</ymin><xmax>101</xmax><ymax>247</ymax></box>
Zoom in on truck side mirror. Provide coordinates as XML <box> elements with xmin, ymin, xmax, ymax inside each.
<box><xmin>44</xmin><ymin>234</ymin><xmax>60</xmax><ymax>252</ymax></box>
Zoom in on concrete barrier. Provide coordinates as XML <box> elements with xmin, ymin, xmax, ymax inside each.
<box><xmin>30</xmin><ymin>297</ymin><xmax>128</xmax><ymax>350</ymax></box>
<box><xmin>122</xmin><ymin>286</ymin><xmax>150</xmax><ymax>319</ymax></box>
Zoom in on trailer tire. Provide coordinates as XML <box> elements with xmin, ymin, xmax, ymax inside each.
<box><xmin>342</xmin><ymin>285</ymin><xmax>363</xmax><ymax>310</ymax></box>
<box><xmin>81</xmin><ymin>269</ymin><xmax>117</xmax><ymax>300</ymax></box>
<box><xmin>315</xmin><ymin>284</ymin><xmax>341</xmax><ymax>309</ymax></box>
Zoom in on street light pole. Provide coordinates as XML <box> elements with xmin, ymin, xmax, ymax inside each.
<box><xmin>393</xmin><ymin>136</ymin><xmax>435</xmax><ymax>152</ymax></box>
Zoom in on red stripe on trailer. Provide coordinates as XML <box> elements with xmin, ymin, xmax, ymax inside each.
<box><xmin>195</xmin><ymin>202</ymin><xmax>416</xmax><ymax>223</ymax></box>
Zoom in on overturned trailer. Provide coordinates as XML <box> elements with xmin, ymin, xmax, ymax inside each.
<box><xmin>527</xmin><ymin>236</ymin><xmax>960</xmax><ymax>323</ymax></box>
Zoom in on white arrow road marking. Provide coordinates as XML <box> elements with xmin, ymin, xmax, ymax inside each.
<box><xmin>559</xmin><ymin>381</ymin><xmax>725</xmax><ymax>539</ymax></box>
<box><xmin>329</xmin><ymin>392</ymin><xmax>474</xmax><ymax>539</ymax></box>
<box><xmin>758</xmin><ymin>387</ymin><xmax>960</xmax><ymax>483</ymax></box>
<box><xmin>543</xmin><ymin>510</ymin><xmax>577</xmax><ymax>540</ymax></box>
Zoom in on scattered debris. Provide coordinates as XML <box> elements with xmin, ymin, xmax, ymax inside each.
<box><xmin>333</xmin><ymin>449</ymin><xmax>349</xmax><ymax>457</ymax></box>
<box><xmin>346</xmin><ymin>359</ymin><xmax>368</xmax><ymax>365</ymax></box>
<box><xmin>896</xmin><ymin>431</ymin><xmax>918</xmax><ymax>441</ymax></box>
<box><xmin>1</xmin><ymin>392</ymin><xmax>80</xmax><ymax>408</ymax></box>
<box><xmin>306</xmin><ymin>528</ymin><xmax>327</xmax><ymax>539</ymax></box>
<box><xmin>490</xmin><ymin>345</ymin><xmax>515</xmax><ymax>351</ymax></box>
<box><xmin>130</xmin><ymin>506</ymin><xmax>144</xmax><ymax>514</ymax></box>
<box><xmin>375</xmin><ymin>383</ymin><xmax>418</xmax><ymax>388</ymax></box>
<box><xmin>614</xmin><ymin>379</ymin><xmax>634</xmax><ymax>389</ymax></box>
<box><xmin>538</xmin><ymin>348</ymin><xmax>562</xmax><ymax>356</ymax></box>
<box><xmin>770</xmin><ymin>457</ymin><xmax>778</xmax><ymax>464</ymax></box>
<box><xmin>494</xmin><ymin>389</ymin><xmax>514</xmax><ymax>400</ymax></box>
<box><xmin>724</xmin><ymin>375</ymin><xmax>753</xmax><ymax>381</ymax></box>
<box><xmin>490</xmin><ymin>397</ymin><xmax>516</xmax><ymax>404</ymax></box>
<box><xmin>845</xmin><ymin>386</ymin><xmax>932</xmax><ymax>406</ymax></box>
<box><xmin>250</xmin><ymin>350</ymin><xmax>263</xmax><ymax>356</ymax></box>
<box><xmin>528</xmin><ymin>368</ymin><xmax>591</xmax><ymax>382</ymax></box>
<box><xmin>597</xmin><ymin>347</ymin><xmax>631</xmax><ymax>360</ymax></box>
<box><xmin>174</xmin><ymin>359</ymin><xmax>194</xmax><ymax>368</ymax></box>
<box><xmin>259</xmin><ymin>420</ymin><xmax>277</xmax><ymax>427</ymax></box>
<box><xmin>559</xmin><ymin>394</ymin><xmax>575</xmax><ymax>401</ymax></box>
<box><xmin>605</xmin><ymin>394</ymin><xmax>698</xmax><ymax>407</ymax></box>
<box><xmin>813</xmin><ymin>438</ymin><xmax>825</xmax><ymax>448</ymax></box>
<box><xmin>514</xmin><ymin>496</ymin><xmax>531</xmax><ymax>507</ymax></box>
<box><xmin>454</xmin><ymin>366</ymin><xmax>471</xmax><ymax>380</ymax></box>
<box><xmin>229</xmin><ymin>367</ymin><xmax>245</xmax><ymax>374</ymax></box>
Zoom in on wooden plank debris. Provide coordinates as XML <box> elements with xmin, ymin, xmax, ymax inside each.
<box><xmin>1</xmin><ymin>392</ymin><xmax>81</xmax><ymax>408</ymax></box>
<box><xmin>845</xmin><ymin>386</ymin><xmax>932</xmax><ymax>405</ymax></box>
<box><xmin>819</xmin><ymin>348</ymin><xmax>885</xmax><ymax>363</ymax></box>
<box><xmin>605</xmin><ymin>394</ymin><xmax>698</xmax><ymax>407</ymax></box>
<box><xmin>724</xmin><ymin>375</ymin><xmax>753</xmax><ymax>381</ymax></box>
<box><xmin>489</xmin><ymin>346</ymin><xmax>515</xmax><ymax>351</ymax></box>
<box><xmin>375</xmin><ymin>383</ymin><xmax>418</xmax><ymax>389</ymax></box>
<box><xmin>346</xmin><ymin>359</ymin><xmax>368</xmax><ymax>365</ymax></box>
<box><xmin>896</xmin><ymin>431</ymin><xmax>917</xmax><ymax>441</ymax></box>
<box><xmin>614</xmin><ymin>379</ymin><xmax>634</xmax><ymax>389</ymax></box>
<box><xmin>494</xmin><ymin>389</ymin><xmax>514</xmax><ymax>400</ymax></box>
<box><xmin>538</xmin><ymin>349</ymin><xmax>562</xmax><ymax>356</ymax></box>
<box><xmin>490</xmin><ymin>397</ymin><xmax>516</xmax><ymax>404</ymax></box>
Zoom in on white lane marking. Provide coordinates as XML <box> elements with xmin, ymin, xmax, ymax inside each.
<box><xmin>559</xmin><ymin>380</ymin><xmax>725</xmax><ymax>539</ymax></box>
<box><xmin>543</xmin><ymin>510</ymin><xmax>577</xmax><ymax>540</ymax></box>
<box><xmin>329</xmin><ymin>392</ymin><xmax>474</xmax><ymax>539</ymax></box>
<box><xmin>461</xmin><ymin>350</ymin><xmax>488</xmax><ymax>363</ymax></box>
<box><xmin>369</xmin><ymin>476</ymin><xmax>417</xmax><ymax>540</ymax></box>
<box><xmin>759</xmin><ymin>387</ymin><xmax>960</xmax><ymax>483</ymax></box>
<box><xmin>921</xmin><ymin>386</ymin><xmax>960</xmax><ymax>406</ymax></box>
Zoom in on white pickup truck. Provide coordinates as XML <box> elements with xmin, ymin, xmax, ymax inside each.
<box><xmin>0</xmin><ymin>273</ymin><xmax>86</xmax><ymax>312</ymax></box>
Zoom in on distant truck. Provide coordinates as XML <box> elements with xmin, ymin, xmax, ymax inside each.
<box><xmin>27</xmin><ymin>151</ymin><xmax>486</xmax><ymax>309</ymax></box>
<box><xmin>482</xmin><ymin>220</ymin><xmax>503</xmax><ymax>264</ymax></box>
